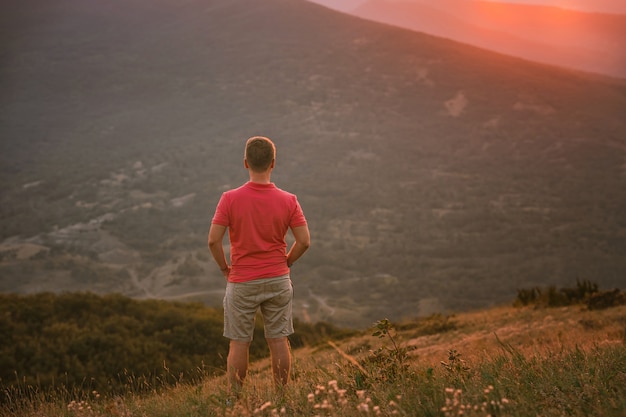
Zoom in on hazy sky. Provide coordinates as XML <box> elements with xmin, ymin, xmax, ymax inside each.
<box><xmin>308</xmin><ymin>0</ymin><xmax>626</xmax><ymax>14</ymax></box>
<box><xmin>484</xmin><ymin>0</ymin><xmax>626</xmax><ymax>13</ymax></box>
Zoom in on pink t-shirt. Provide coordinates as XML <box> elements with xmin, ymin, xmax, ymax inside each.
<box><xmin>211</xmin><ymin>181</ymin><xmax>307</xmax><ymax>283</ymax></box>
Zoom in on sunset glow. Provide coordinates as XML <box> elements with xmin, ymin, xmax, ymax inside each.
<box><xmin>462</xmin><ymin>0</ymin><xmax>625</xmax><ymax>76</ymax></box>
<box><xmin>345</xmin><ymin>0</ymin><xmax>626</xmax><ymax>78</ymax></box>
<box><xmin>483</xmin><ymin>0</ymin><xmax>626</xmax><ymax>14</ymax></box>
<box><xmin>475</xmin><ymin>1</ymin><xmax>590</xmax><ymax>43</ymax></box>
<box><xmin>309</xmin><ymin>0</ymin><xmax>626</xmax><ymax>15</ymax></box>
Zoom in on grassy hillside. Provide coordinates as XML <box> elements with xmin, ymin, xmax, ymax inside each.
<box><xmin>1</xmin><ymin>0</ymin><xmax>625</xmax><ymax>328</ymax></box>
<box><xmin>2</xmin><ymin>294</ymin><xmax>624</xmax><ymax>416</ymax></box>
<box><xmin>0</xmin><ymin>292</ymin><xmax>353</xmax><ymax>396</ymax></box>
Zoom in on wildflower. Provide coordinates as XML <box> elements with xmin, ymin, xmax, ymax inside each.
<box><xmin>356</xmin><ymin>390</ymin><xmax>366</xmax><ymax>400</ymax></box>
<box><xmin>357</xmin><ymin>402</ymin><xmax>370</xmax><ymax>413</ymax></box>
<box><xmin>307</xmin><ymin>393</ymin><xmax>315</xmax><ymax>403</ymax></box>
<box><xmin>502</xmin><ymin>398</ymin><xmax>510</xmax><ymax>404</ymax></box>
<box><xmin>254</xmin><ymin>401</ymin><xmax>273</xmax><ymax>414</ymax></box>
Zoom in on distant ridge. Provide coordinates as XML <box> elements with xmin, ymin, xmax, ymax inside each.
<box><xmin>1</xmin><ymin>0</ymin><xmax>625</xmax><ymax>327</ymax></box>
<box><xmin>351</xmin><ymin>0</ymin><xmax>626</xmax><ymax>78</ymax></box>
<box><xmin>308</xmin><ymin>0</ymin><xmax>626</xmax><ymax>16</ymax></box>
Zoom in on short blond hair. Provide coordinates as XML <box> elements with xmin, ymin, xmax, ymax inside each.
<box><xmin>245</xmin><ymin>136</ymin><xmax>276</xmax><ymax>172</ymax></box>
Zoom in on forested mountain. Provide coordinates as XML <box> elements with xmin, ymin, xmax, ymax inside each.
<box><xmin>1</xmin><ymin>0</ymin><xmax>625</xmax><ymax>327</ymax></box>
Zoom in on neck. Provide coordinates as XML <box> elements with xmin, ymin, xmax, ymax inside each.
<box><xmin>248</xmin><ymin>170</ymin><xmax>271</xmax><ymax>184</ymax></box>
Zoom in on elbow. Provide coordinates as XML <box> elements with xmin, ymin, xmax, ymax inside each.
<box><xmin>208</xmin><ymin>225</ymin><xmax>226</xmax><ymax>249</ymax></box>
<box><xmin>207</xmin><ymin>235</ymin><xmax>220</xmax><ymax>250</ymax></box>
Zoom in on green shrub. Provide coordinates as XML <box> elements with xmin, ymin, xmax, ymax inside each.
<box><xmin>515</xmin><ymin>280</ymin><xmax>601</xmax><ymax>308</ymax></box>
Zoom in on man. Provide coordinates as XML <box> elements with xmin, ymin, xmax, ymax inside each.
<box><xmin>208</xmin><ymin>136</ymin><xmax>310</xmax><ymax>391</ymax></box>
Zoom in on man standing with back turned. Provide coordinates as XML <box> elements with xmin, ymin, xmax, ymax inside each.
<box><xmin>208</xmin><ymin>136</ymin><xmax>310</xmax><ymax>392</ymax></box>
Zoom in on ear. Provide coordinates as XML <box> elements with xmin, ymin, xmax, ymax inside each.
<box><xmin>270</xmin><ymin>159</ymin><xmax>275</xmax><ymax>169</ymax></box>
<box><xmin>244</xmin><ymin>159</ymin><xmax>249</xmax><ymax>169</ymax></box>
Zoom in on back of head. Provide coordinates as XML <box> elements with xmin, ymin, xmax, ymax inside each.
<box><xmin>245</xmin><ymin>136</ymin><xmax>276</xmax><ymax>172</ymax></box>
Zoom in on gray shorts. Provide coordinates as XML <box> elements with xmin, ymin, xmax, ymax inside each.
<box><xmin>223</xmin><ymin>275</ymin><xmax>294</xmax><ymax>342</ymax></box>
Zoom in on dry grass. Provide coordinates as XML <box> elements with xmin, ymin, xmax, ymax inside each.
<box><xmin>403</xmin><ymin>304</ymin><xmax>626</xmax><ymax>365</ymax></box>
<box><xmin>3</xmin><ymin>304</ymin><xmax>625</xmax><ymax>416</ymax></box>
<box><xmin>135</xmin><ymin>305</ymin><xmax>625</xmax><ymax>416</ymax></box>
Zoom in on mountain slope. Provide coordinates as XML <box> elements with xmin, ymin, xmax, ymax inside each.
<box><xmin>1</xmin><ymin>0</ymin><xmax>625</xmax><ymax>327</ymax></box>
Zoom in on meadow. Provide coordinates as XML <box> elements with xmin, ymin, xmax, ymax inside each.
<box><xmin>2</xmin><ymin>288</ymin><xmax>624</xmax><ymax>416</ymax></box>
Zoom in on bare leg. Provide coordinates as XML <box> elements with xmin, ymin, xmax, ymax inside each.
<box><xmin>266</xmin><ymin>337</ymin><xmax>291</xmax><ymax>386</ymax></box>
<box><xmin>227</xmin><ymin>340</ymin><xmax>250</xmax><ymax>392</ymax></box>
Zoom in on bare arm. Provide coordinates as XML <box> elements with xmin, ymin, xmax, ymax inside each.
<box><xmin>286</xmin><ymin>225</ymin><xmax>310</xmax><ymax>267</ymax></box>
<box><xmin>207</xmin><ymin>224</ymin><xmax>230</xmax><ymax>278</ymax></box>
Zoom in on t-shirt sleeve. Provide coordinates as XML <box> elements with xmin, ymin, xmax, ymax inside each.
<box><xmin>290</xmin><ymin>196</ymin><xmax>307</xmax><ymax>228</ymax></box>
<box><xmin>211</xmin><ymin>193</ymin><xmax>230</xmax><ymax>226</ymax></box>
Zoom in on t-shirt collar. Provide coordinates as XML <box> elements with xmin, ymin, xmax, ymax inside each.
<box><xmin>246</xmin><ymin>181</ymin><xmax>276</xmax><ymax>190</ymax></box>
